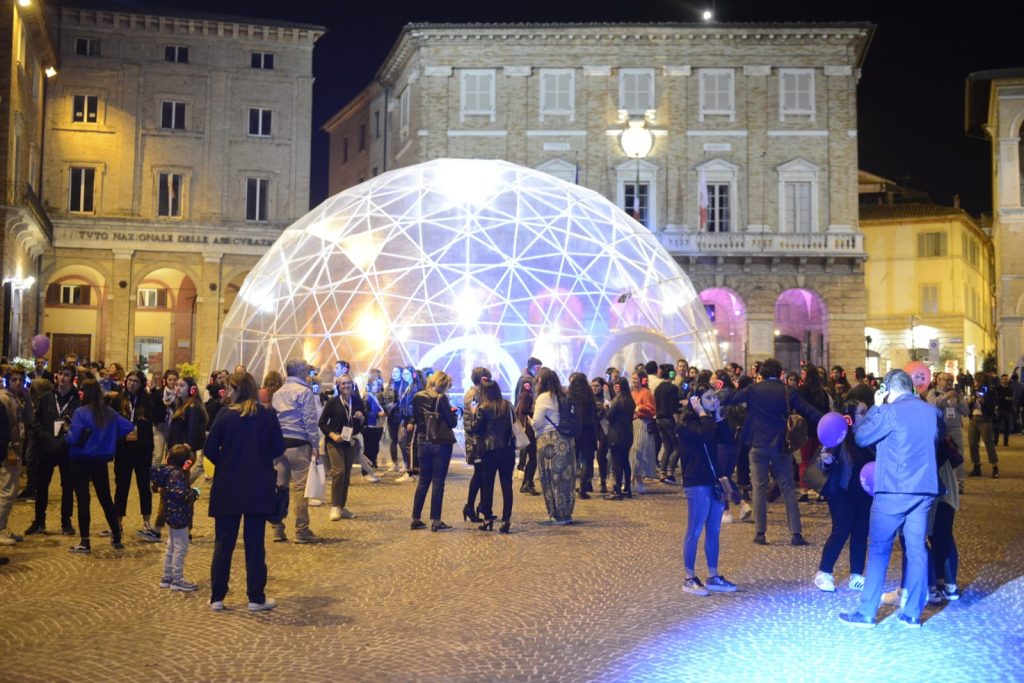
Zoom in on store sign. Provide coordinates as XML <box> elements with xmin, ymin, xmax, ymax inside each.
<box><xmin>54</xmin><ymin>225</ymin><xmax>279</xmax><ymax>253</ymax></box>
<box><xmin>69</xmin><ymin>229</ymin><xmax>275</xmax><ymax>247</ymax></box>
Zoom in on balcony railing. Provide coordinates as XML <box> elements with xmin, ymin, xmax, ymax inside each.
<box><xmin>3</xmin><ymin>181</ymin><xmax>54</xmax><ymax>245</ymax></box>
<box><xmin>658</xmin><ymin>229</ymin><xmax>864</xmax><ymax>257</ymax></box>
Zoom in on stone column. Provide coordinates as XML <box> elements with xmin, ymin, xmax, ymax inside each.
<box><xmin>824</xmin><ymin>66</ymin><xmax>856</xmax><ymax>231</ymax></box>
<box><xmin>193</xmin><ymin>254</ymin><xmax>223</xmax><ymax>378</ymax></box>
<box><xmin>743</xmin><ymin>65</ymin><xmax>771</xmax><ymax>232</ymax></box>
<box><xmin>110</xmin><ymin>250</ymin><xmax>134</xmax><ymax>368</ymax></box>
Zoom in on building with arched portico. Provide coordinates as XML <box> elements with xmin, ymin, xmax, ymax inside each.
<box><xmin>39</xmin><ymin>3</ymin><xmax>323</xmax><ymax>375</ymax></box>
<box><xmin>967</xmin><ymin>69</ymin><xmax>1024</xmax><ymax>375</ymax></box>
<box><xmin>324</xmin><ymin>22</ymin><xmax>873</xmax><ymax>373</ymax></box>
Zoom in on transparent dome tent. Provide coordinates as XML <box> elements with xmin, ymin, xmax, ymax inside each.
<box><xmin>213</xmin><ymin>159</ymin><xmax>719</xmax><ymax>396</ymax></box>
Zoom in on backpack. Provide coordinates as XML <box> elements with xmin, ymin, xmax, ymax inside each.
<box><xmin>546</xmin><ymin>395</ymin><xmax>580</xmax><ymax>439</ymax></box>
<box><xmin>783</xmin><ymin>384</ymin><xmax>808</xmax><ymax>452</ymax></box>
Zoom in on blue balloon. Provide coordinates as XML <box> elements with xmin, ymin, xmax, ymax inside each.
<box><xmin>817</xmin><ymin>411</ymin><xmax>848</xmax><ymax>448</ymax></box>
<box><xmin>859</xmin><ymin>461</ymin><xmax>876</xmax><ymax>496</ymax></box>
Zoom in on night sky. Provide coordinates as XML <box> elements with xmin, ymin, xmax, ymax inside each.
<box><xmin>121</xmin><ymin>0</ymin><xmax>1021</xmax><ymax>215</ymax></box>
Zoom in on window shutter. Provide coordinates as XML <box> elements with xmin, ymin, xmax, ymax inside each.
<box><xmin>80</xmin><ymin>286</ymin><xmax>91</xmax><ymax>306</ymax></box>
<box><xmin>917</xmin><ymin>233</ymin><xmax>926</xmax><ymax>258</ymax></box>
<box><xmin>46</xmin><ymin>283</ymin><xmax>60</xmax><ymax>305</ymax></box>
<box><xmin>157</xmin><ymin>288</ymin><xmax>168</xmax><ymax>308</ymax></box>
<box><xmin>940</xmin><ymin>232</ymin><xmax>948</xmax><ymax>256</ymax></box>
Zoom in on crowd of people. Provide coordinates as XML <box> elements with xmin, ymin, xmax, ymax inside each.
<box><xmin>0</xmin><ymin>351</ymin><xmax>1018</xmax><ymax>623</ymax></box>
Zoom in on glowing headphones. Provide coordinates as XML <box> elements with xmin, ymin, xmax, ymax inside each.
<box><xmin>217</xmin><ymin>388</ymin><xmax>225</xmax><ymax>399</ymax></box>
<box><xmin>189</xmin><ymin>384</ymin><xmax>198</xmax><ymax>396</ymax></box>
<box><xmin>523</xmin><ymin>382</ymin><xmax>532</xmax><ymax>392</ymax></box>
<box><xmin>640</xmin><ymin>375</ymin><xmax>648</xmax><ymax>387</ymax></box>
<box><xmin>78</xmin><ymin>390</ymin><xmax>85</xmax><ymax>401</ymax></box>
<box><xmin>844</xmin><ymin>415</ymin><xmax>854</xmax><ymax>427</ymax></box>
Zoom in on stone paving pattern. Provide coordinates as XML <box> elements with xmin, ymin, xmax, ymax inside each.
<box><xmin>2</xmin><ymin>436</ymin><xmax>1022</xmax><ymax>682</ymax></box>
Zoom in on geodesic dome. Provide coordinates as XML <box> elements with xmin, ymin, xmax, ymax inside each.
<box><xmin>213</xmin><ymin>159</ymin><xmax>719</xmax><ymax>394</ymax></box>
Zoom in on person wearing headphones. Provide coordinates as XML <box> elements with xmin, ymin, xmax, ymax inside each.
<box><xmin>629</xmin><ymin>370</ymin><xmax>657</xmax><ymax>494</ymax></box>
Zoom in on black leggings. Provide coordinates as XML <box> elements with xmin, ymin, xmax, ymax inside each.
<box><xmin>479</xmin><ymin>448</ymin><xmax>516</xmax><ymax>521</ymax></box>
<box><xmin>518</xmin><ymin>441</ymin><xmax>537</xmax><ymax>485</ymax></box>
<box><xmin>114</xmin><ymin>449</ymin><xmax>152</xmax><ymax>518</ymax></box>
<box><xmin>595</xmin><ymin>429</ymin><xmax>609</xmax><ymax>484</ymax></box>
<box><xmin>818</xmin><ymin>483</ymin><xmax>871</xmax><ymax>574</ymax></box>
<box><xmin>362</xmin><ymin>427</ymin><xmax>383</xmax><ymax>467</ymax></box>
<box><xmin>387</xmin><ymin>413</ymin><xmax>402</xmax><ymax>464</ymax></box>
<box><xmin>575</xmin><ymin>426</ymin><xmax>597</xmax><ymax>490</ymax></box>
<box><xmin>70</xmin><ymin>459</ymin><xmax>120</xmax><ymax>542</ymax></box>
<box><xmin>929</xmin><ymin>502</ymin><xmax>957</xmax><ymax>585</ymax></box>
<box><xmin>611</xmin><ymin>444</ymin><xmax>632</xmax><ymax>494</ymax></box>
<box><xmin>467</xmin><ymin>463</ymin><xmax>482</xmax><ymax>508</ymax></box>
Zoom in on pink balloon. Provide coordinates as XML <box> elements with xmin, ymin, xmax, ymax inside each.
<box><xmin>817</xmin><ymin>411</ymin><xmax>848</xmax><ymax>448</ymax></box>
<box><xmin>904</xmin><ymin>361</ymin><xmax>931</xmax><ymax>393</ymax></box>
<box><xmin>859</xmin><ymin>461</ymin><xmax>876</xmax><ymax>496</ymax></box>
<box><xmin>31</xmin><ymin>334</ymin><xmax>50</xmax><ymax>357</ymax></box>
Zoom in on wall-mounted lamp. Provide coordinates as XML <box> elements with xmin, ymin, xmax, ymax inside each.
<box><xmin>44</xmin><ymin>66</ymin><xmax>57</xmax><ymax>78</ymax></box>
<box><xmin>4</xmin><ymin>276</ymin><xmax>35</xmax><ymax>291</ymax></box>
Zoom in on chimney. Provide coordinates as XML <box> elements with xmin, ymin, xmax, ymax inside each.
<box><xmin>953</xmin><ymin>194</ymin><xmax>961</xmax><ymax>209</ymax></box>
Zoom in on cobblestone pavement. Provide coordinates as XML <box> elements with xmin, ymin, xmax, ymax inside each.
<box><xmin>2</xmin><ymin>437</ymin><xmax>1022</xmax><ymax>683</ymax></box>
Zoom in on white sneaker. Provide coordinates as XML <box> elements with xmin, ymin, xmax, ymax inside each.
<box><xmin>396</xmin><ymin>473</ymin><xmax>412</xmax><ymax>483</ymax></box>
<box><xmin>307</xmin><ymin>498</ymin><xmax>323</xmax><ymax>507</ymax></box>
<box><xmin>634</xmin><ymin>480</ymin><xmax>646</xmax><ymax>494</ymax></box>
<box><xmin>0</xmin><ymin>529</ymin><xmax>16</xmax><ymax>546</ymax></box>
<box><xmin>340</xmin><ymin>508</ymin><xmax>355</xmax><ymax>519</ymax></box>
<box><xmin>329</xmin><ymin>506</ymin><xmax>343</xmax><ymax>521</ymax></box>
<box><xmin>928</xmin><ymin>587</ymin><xmax>945</xmax><ymax>604</ymax></box>
<box><xmin>814</xmin><ymin>571</ymin><xmax>836</xmax><ymax>592</ymax></box>
<box><xmin>848</xmin><ymin>574</ymin><xmax>865</xmax><ymax>591</ymax></box>
<box><xmin>721</xmin><ymin>510</ymin><xmax>735</xmax><ymax>524</ymax></box>
<box><xmin>738</xmin><ymin>501</ymin><xmax>753</xmax><ymax>522</ymax></box>
<box><xmin>248</xmin><ymin>598</ymin><xmax>277</xmax><ymax>612</ymax></box>
<box><xmin>390</xmin><ymin>463</ymin><xmax>400</xmax><ymax>472</ymax></box>
<box><xmin>362</xmin><ymin>473</ymin><xmax>381</xmax><ymax>483</ymax></box>
<box><xmin>210</xmin><ymin>600</ymin><xmax>226</xmax><ymax>611</ymax></box>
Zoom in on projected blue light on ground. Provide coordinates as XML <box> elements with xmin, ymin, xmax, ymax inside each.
<box><xmin>213</xmin><ymin>159</ymin><xmax>719</xmax><ymax>391</ymax></box>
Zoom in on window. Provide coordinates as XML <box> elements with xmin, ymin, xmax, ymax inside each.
<box><xmin>157</xmin><ymin>173</ymin><xmax>182</xmax><ymax>217</ymax></box>
<box><xmin>72</xmin><ymin>95</ymin><xmax>98</xmax><ymax>123</ymax></box>
<box><xmin>342</xmin><ymin>137</ymin><xmax>349</xmax><ymax>163</ymax></box>
<box><xmin>399</xmin><ymin>87</ymin><xmax>410</xmax><ymax>138</ymax></box>
<box><xmin>137</xmin><ymin>288</ymin><xmax>161</xmax><ymax>308</ymax></box>
<box><xmin>246</xmin><ymin>177</ymin><xmax>269</xmax><ymax>222</ymax></box>
<box><xmin>164</xmin><ymin>45</ymin><xmax>189</xmax><ymax>63</ymax></box>
<box><xmin>921</xmin><ymin>285</ymin><xmax>939</xmax><ymax>314</ymax></box>
<box><xmin>61</xmin><ymin>284</ymin><xmax>83</xmax><ymax>305</ymax></box>
<box><xmin>75</xmin><ymin>38</ymin><xmax>101</xmax><ymax>56</ymax></box>
<box><xmin>248</xmin><ymin>108</ymin><xmax>272</xmax><ymax>136</ymax></box>
<box><xmin>776</xmin><ymin>159</ymin><xmax>820</xmax><ymax>233</ymax></box>
<box><xmin>784</xmin><ymin>182</ymin><xmax>812</xmax><ymax>232</ymax></box>
<box><xmin>699</xmin><ymin>69</ymin><xmax>735</xmax><ymax>120</ymax></box>
<box><xmin>962</xmin><ymin>234</ymin><xmax>980</xmax><ymax>268</ymax></box>
<box><xmin>160</xmin><ymin>101</ymin><xmax>186</xmax><ymax>130</ymax></box>
<box><xmin>359</xmin><ymin>123</ymin><xmax>366</xmax><ymax>151</ymax></box>
<box><xmin>707</xmin><ymin>183</ymin><xmax>731</xmax><ymax>232</ymax></box>
<box><xmin>917</xmin><ymin>231</ymin><xmax>948</xmax><ymax>258</ymax></box>
<box><xmin>779</xmin><ymin>69</ymin><xmax>815</xmax><ymax>119</ymax></box>
<box><xmin>460</xmin><ymin>69</ymin><xmax>496</xmax><ymax>121</ymax></box>
<box><xmin>250</xmin><ymin>52</ymin><xmax>274</xmax><ymax>69</ymax></box>
<box><xmin>69</xmin><ymin>167</ymin><xmax>95</xmax><ymax>213</ymax></box>
<box><xmin>540</xmin><ymin>69</ymin><xmax>575</xmax><ymax>120</ymax></box>
<box><xmin>624</xmin><ymin>182</ymin><xmax>650</xmax><ymax>225</ymax></box>
<box><xmin>619</xmin><ymin>68</ymin><xmax>654</xmax><ymax>115</ymax></box>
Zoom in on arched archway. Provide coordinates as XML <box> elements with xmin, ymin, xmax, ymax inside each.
<box><xmin>43</xmin><ymin>264</ymin><xmax>108</xmax><ymax>364</ymax></box>
<box><xmin>774</xmin><ymin>289</ymin><xmax>828</xmax><ymax>372</ymax></box>
<box><xmin>132</xmin><ymin>267</ymin><xmax>197</xmax><ymax>376</ymax></box>
<box><xmin>588</xmin><ymin>327</ymin><xmax>687</xmax><ymax>381</ymax></box>
<box><xmin>699</xmin><ymin>287</ymin><xmax>747</xmax><ymax>367</ymax></box>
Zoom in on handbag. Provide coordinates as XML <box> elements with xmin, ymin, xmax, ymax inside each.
<box><xmin>303</xmin><ymin>457</ymin><xmax>326</xmax><ymax>500</ymax></box>
<box><xmin>803</xmin><ymin>447</ymin><xmax>829</xmax><ymax>493</ymax></box>
<box><xmin>702</xmin><ymin>443</ymin><xmax>741</xmax><ymax>505</ymax></box>
<box><xmin>424</xmin><ymin>395</ymin><xmax>456</xmax><ymax>445</ymax></box>
<box><xmin>511</xmin><ymin>407</ymin><xmax>530</xmax><ymax>450</ymax></box>
<box><xmin>268</xmin><ymin>485</ymin><xmax>289</xmax><ymax>524</ymax></box>
<box><xmin>783</xmin><ymin>384</ymin><xmax>808</xmax><ymax>451</ymax></box>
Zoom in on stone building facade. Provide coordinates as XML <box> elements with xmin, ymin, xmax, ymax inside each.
<box><xmin>967</xmin><ymin>69</ymin><xmax>1024</xmax><ymax>374</ymax></box>
<box><xmin>1</xmin><ymin>0</ymin><xmax>57</xmax><ymax>360</ymax></box>
<box><xmin>40</xmin><ymin>4</ymin><xmax>322</xmax><ymax>376</ymax></box>
<box><xmin>859</xmin><ymin>198</ymin><xmax>995</xmax><ymax>376</ymax></box>
<box><xmin>324</xmin><ymin>23</ymin><xmax>874</xmax><ymax>372</ymax></box>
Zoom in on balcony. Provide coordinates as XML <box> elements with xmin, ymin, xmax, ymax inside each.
<box><xmin>2</xmin><ymin>181</ymin><xmax>55</xmax><ymax>256</ymax></box>
<box><xmin>659</xmin><ymin>229</ymin><xmax>864</xmax><ymax>258</ymax></box>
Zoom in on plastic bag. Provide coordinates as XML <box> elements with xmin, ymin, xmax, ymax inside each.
<box><xmin>304</xmin><ymin>457</ymin><xmax>326</xmax><ymax>501</ymax></box>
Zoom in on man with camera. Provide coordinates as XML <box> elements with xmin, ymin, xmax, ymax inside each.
<box><xmin>840</xmin><ymin>369</ymin><xmax>940</xmax><ymax>628</ymax></box>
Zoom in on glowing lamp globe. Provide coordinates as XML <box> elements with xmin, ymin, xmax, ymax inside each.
<box><xmin>212</xmin><ymin>159</ymin><xmax>719</xmax><ymax>394</ymax></box>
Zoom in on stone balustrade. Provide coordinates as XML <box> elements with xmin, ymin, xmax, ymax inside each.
<box><xmin>659</xmin><ymin>229</ymin><xmax>864</xmax><ymax>256</ymax></box>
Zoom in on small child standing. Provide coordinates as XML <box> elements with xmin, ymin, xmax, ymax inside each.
<box><xmin>150</xmin><ymin>444</ymin><xmax>199</xmax><ymax>591</ymax></box>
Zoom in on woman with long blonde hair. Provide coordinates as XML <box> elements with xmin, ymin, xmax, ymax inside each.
<box><xmin>409</xmin><ymin>370</ymin><xmax>458</xmax><ymax>531</ymax></box>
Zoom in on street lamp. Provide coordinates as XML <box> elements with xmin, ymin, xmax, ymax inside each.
<box><xmin>619</xmin><ymin>119</ymin><xmax>654</xmax><ymax>224</ymax></box>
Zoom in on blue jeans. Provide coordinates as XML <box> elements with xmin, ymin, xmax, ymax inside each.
<box><xmin>857</xmin><ymin>493</ymin><xmax>934</xmax><ymax>620</ymax></box>
<box><xmin>683</xmin><ymin>485</ymin><xmax>725</xmax><ymax>575</ymax></box>
<box><xmin>412</xmin><ymin>441</ymin><xmax>452</xmax><ymax>521</ymax></box>
<box><xmin>163</xmin><ymin>526</ymin><xmax>190</xmax><ymax>581</ymax></box>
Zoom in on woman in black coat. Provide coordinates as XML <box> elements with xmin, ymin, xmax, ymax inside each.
<box><xmin>604</xmin><ymin>377</ymin><xmax>635</xmax><ymax>500</ymax></box>
<box><xmin>471</xmin><ymin>379</ymin><xmax>516</xmax><ymax>533</ymax></box>
<box><xmin>204</xmin><ymin>371</ymin><xmax>284</xmax><ymax>612</ymax></box>
<box><xmin>113</xmin><ymin>371</ymin><xmax>157</xmax><ymax>539</ymax></box>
